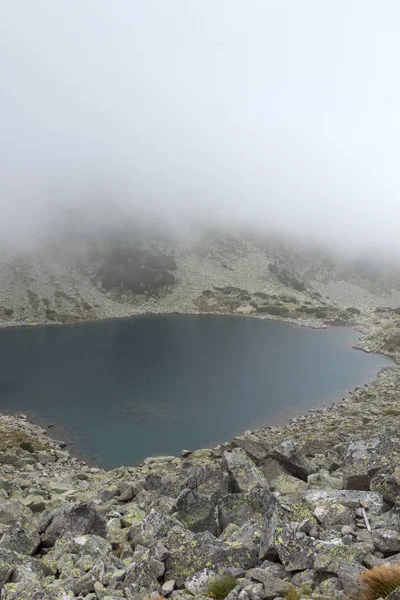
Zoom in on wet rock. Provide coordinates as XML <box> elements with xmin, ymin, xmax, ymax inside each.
<box><xmin>223</xmin><ymin>449</ymin><xmax>269</xmax><ymax>492</ymax></box>
<box><xmin>271</xmin><ymin>440</ymin><xmax>317</xmax><ymax>481</ymax></box>
<box><xmin>38</xmin><ymin>502</ymin><xmax>107</xmax><ymax>547</ymax></box>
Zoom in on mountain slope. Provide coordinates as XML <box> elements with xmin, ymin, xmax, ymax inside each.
<box><xmin>1</xmin><ymin>228</ymin><xmax>400</xmax><ymax>328</ymax></box>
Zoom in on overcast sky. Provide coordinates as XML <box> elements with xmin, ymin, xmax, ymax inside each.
<box><xmin>1</xmin><ymin>1</ymin><xmax>400</xmax><ymax>253</ymax></box>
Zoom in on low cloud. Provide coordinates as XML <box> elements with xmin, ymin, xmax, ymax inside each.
<box><xmin>1</xmin><ymin>1</ymin><xmax>400</xmax><ymax>255</ymax></box>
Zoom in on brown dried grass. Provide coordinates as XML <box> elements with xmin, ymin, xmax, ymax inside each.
<box><xmin>359</xmin><ymin>564</ymin><xmax>400</xmax><ymax>600</ymax></box>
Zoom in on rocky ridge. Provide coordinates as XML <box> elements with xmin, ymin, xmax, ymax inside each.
<box><xmin>2</xmin><ymin>229</ymin><xmax>400</xmax><ymax>329</ymax></box>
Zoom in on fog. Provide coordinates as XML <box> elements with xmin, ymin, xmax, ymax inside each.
<box><xmin>1</xmin><ymin>1</ymin><xmax>400</xmax><ymax>255</ymax></box>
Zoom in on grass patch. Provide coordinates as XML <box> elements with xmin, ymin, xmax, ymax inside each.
<box><xmin>284</xmin><ymin>589</ymin><xmax>301</xmax><ymax>600</ymax></box>
<box><xmin>0</xmin><ymin>426</ymin><xmax>50</xmax><ymax>453</ymax></box>
<box><xmin>359</xmin><ymin>564</ymin><xmax>400</xmax><ymax>600</ymax></box>
<box><xmin>207</xmin><ymin>574</ymin><xmax>237</xmax><ymax>600</ymax></box>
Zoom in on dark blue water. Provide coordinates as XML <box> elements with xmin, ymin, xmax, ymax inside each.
<box><xmin>0</xmin><ymin>315</ymin><xmax>392</xmax><ymax>468</ymax></box>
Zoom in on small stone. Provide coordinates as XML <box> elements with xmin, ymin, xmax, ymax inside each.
<box><xmin>154</xmin><ymin>541</ymin><xmax>170</xmax><ymax>561</ymax></box>
<box><xmin>181</xmin><ymin>450</ymin><xmax>193</xmax><ymax>458</ymax></box>
<box><xmin>162</xmin><ymin>579</ymin><xmax>176</xmax><ymax>595</ymax></box>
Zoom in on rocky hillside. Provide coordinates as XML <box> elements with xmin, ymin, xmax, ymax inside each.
<box><xmin>1</xmin><ymin>361</ymin><xmax>400</xmax><ymax>599</ymax></box>
<box><xmin>2</xmin><ymin>227</ymin><xmax>400</xmax><ymax>328</ymax></box>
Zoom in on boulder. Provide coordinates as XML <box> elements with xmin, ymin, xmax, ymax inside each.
<box><xmin>154</xmin><ymin>540</ymin><xmax>170</xmax><ymax>561</ymax></box>
<box><xmin>0</xmin><ymin>501</ymin><xmax>32</xmax><ymax>526</ymax></box>
<box><xmin>314</xmin><ymin>542</ymin><xmax>372</xmax><ymax>574</ymax></box>
<box><xmin>129</xmin><ymin>509</ymin><xmax>181</xmax><ymax>547</ymax></box>
<box><xmin>173</xmin><ymin>488</ymin><xmax>217</xmax><ymax>534</ymax></box>
<box><xmin>342</xmin><ymin>437</ymin><xmax>400</xmax><ymax>490</ymax></box>
<box><xmin>302</xmin><ymin>489</ymin><xmax>387</xmax><ymax>515</ymax></box>
<box><xmin>271</xmin><ymin>440</ymin><xmax>317</xmax><ymax>481</ymax></box>
<box><xmin>372</xmin><ymin>529</ymin><xmax>400</xmax><ymax>553</ymax></box>
<box><xmin>248</xmin><ymin>569</ymin><xmax>293</xmax><ymax>598</ymax></box>
<box><xmin>38</xmin><ymin>502</ymin><xmax>107</xmax><ymax>547</ymax></box>
<box><xmin>223</xmin><ymin>449</ymin><xmax>269</xmax><ymax>492</ymax></box>
<box><xmin>218</xmin><ymin>487</ymin><xmax>275</xmax><ymax>531</ymax></box>
<box><xmin>230</xmin><ymin>436</ymin><xmax>268</xmax><ymax>463</ymax></box>
<box><xmin>0</xmin><ymin>519</ymin><xmax>40</xmax><ymax>555</ymax></box>
<box><xmin>336</xmin><ymin>563</ymin><xmax>366</xmax><ymax>598</ymax></box>
<box><xmin>165</xmin><ymin>526</ymin><xmax>258</xmax><ymax>586</ymax></box>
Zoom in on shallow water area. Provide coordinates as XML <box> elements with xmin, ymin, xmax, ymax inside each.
<box><xmin>0</xmin><ymin>315</ymin><xmax>392</xmax><ymax>468</ymax></box>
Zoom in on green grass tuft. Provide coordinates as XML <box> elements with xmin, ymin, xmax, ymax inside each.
<box><xmin>207</xmin><ymin>574</ymin><xmax>237</xmax><ymax>600</ymax></box>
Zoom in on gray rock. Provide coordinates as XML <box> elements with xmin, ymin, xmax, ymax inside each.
<box><xmin>0</xmin><ymin>500</ymin><xmax>32</xmax><ymax>526</ymax></box>
<box><xmin>165</xmin><ymin>526</ymin><xmax>257</xmax><ymax>586</ymax></box>
<box><xmin>22</xmin><ymin>495</ymin><xmax>47</xmax><ymax>513</ymax></box>
<box><xmin>162</xmin><ymin>579</ymin><xmax>176</xmax><ymax>595</ymax></box>
<box><xmin>0</xmin><ymin>519</ymin><xmax>40</xmax><ymax>555</ymax></box>
<box><xmin>248</xmin><ymin>569</ymin><xmax>293</xmax><ymax>598</ymax></box>
<box><xmin>130</xmin><ymin>509</ymin><xmax>181</xmax><ymax>547</ymax></box>
<box><xmin>154</xmin><ymin>540</ymin><xmax>170</xmax><ymax>561</ymax></box>
<box><xmin>230</xmin><ymin>436</ymin><xmax>268</xmax><ymax>463</ymax></box>
<box><xmin>303</xmin><ymin>489</ymin><xmax>386</xmax><ymax>515</ymax></box>
<box><xmin>36</xmin><ymin>451</ymin><xmax>56</xmax><ymax>464</ymax></box>
<box><xmin>218</xmin><ymin>487</ymin><xmax>275</xmax><ymax>531</ymax></box>
<box><xmin>314</xmin><ymin>541</ymin><xmax>372</xmax><ymax>574</ymax></box>
<box><xmin>312</xmin><ymin>502</ymin><xmax>354</xmax><ymax>530</ymax></box>
<box><xmin>259</xmin><ymin>500</ymin><xmax>280</xmax><ymax>560</ymax></box>
<box><xmin>373</xmin><ymin>529</ymin><xmax>400</xmax><ymax>553</ymax></box>
<box><xmin>0</xmin><ymin>563</ymin><xmax>13</xmax><ymax>589</ymax></box>
<box><xmin>173</xmin><ymin>488</ymin><xmax>216</xmax><ymax>534</ymax></box>
<box><xmin>271</xmin><ymin>439</ymin><xmax>317</xmax><ymax>481</ymax></box>
<box><xmin>38</xmin><ymin>502</ymin><xmax>107</xmax><ymax>547</ymax></box>
<box><xmin>223</xmin><ymin>449</ymin><xmax>269</xmax><ymax>492</ymax></box>
<box><xmin>270</xmin><ymin>473</ymin><xmax>308</xmax><ymax>495</ymax></box>
<box><xmin>307</xmin><ymin>471</ymin><xmax>343</xmax><ymax>490</ymax></box>
<box><xmin>337</xmin><ymin>563</ymin><xmax>365</xmax><ymax>598</ymax></box>
<box><xmin>276</xmin><ymin>528</ymin><xmax>319</xmax><ymax>571</ymax></box>
<box><xmin>149</xmin><ymin>556</ymin><xmax>165</xmax><ymax>579</ymax></box>
<box><xmin>118</xmin><ymin>486</ymin><xmax>135</xmax><ymax>502</ymax></box>
<box><xmin>387</xmin><ymin>588</ymin><xmax>400</xmax><ymax>600</ymax></box>
<box><xmin>342</xmin><ymin>437</ymin><xmax>400</xmax><ymax>490</ymax></box>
